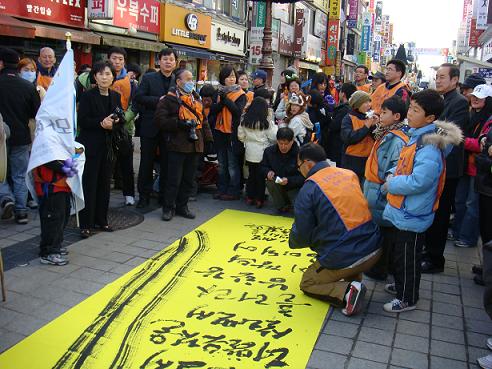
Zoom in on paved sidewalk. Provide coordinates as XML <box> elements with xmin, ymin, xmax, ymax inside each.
<box><xmin>0</xmin><ymin>194</ymin><xmax>489</xmax><ymax>369</ymax></box>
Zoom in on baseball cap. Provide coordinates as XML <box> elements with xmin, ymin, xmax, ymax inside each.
<box><xmin>470</xmin><ymin>84</ymin><xmax>492</xmax><ymax>99</ymax></box>
<box><xmin>251</xmin><ymin>69</ymin><xmax>267</xmax><ymax>82</ymax></box>
<box><xmin>369</xmin><ymin>71</ymin><xmax>386</xmax><ymax>81</ymax></box>
<box><xmin>462</xmin><ymin>73</ymin><xmax>486</xmax><ymax>89</ymax></box>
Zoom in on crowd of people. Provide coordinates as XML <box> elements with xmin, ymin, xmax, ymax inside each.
<box><xmin>2</xmin><ymin>46</ymin><xmax>492</xmax><ymax>365</ymax></box>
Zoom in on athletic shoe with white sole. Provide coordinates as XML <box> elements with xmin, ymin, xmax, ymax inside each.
<box><xmin>384</xmin><ymin>283</ymin><xmax>397</xmax><ymax>295</ymax></box>
<box><xmin>383</xmin><ymin>298</ymin><xmax>416</xmax><ymax>313</ymax></box>
<box><xmin>1</xmin><ymin>199</ymin><xmax>14</xmax><ymax>220</ymax></box>
<box><xmin>487</xmin><ymin>337</ymin><xmax>492</xmax><ymax>351</ymax></box>
<box><xmin>478</xmin><ymin>353</ymin><xmax>492</xmax><ymax>369</ymax></box>
<box><xmin>40</xmin><ymin>254</ymin><xmax>68</xmax><ymax>266</ymax></box>
<box><xmin>125</xmin><ymin>196</ymin><xmax>135</xmax><ymax>206</ymax></box>
<box><xmin>342</xmin><ymin>281</ymin><xmax>367</xmax><ymax>316</ymax></box>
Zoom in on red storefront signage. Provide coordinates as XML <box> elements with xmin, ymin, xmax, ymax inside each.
<box><xmin>113</xmin><ymin>0</ymin><xmax>160</xmax><ymax>34</ymax></box>
<box><xmin>326</xmin><ymin>19</ymin><xmax>339</xmax><ymax>66</ymax></box>
<box><xmin>293</xmin><ymin>8</ymin><xmax>304</xmax><ymax>58</ymax></box>
<box><xmin>469</xmin><ymin>18</ymin><xmax>484</xmax><ymax>47</ymax></box>
<box><xmin>0</xmin><ymin>0</ymin><xmax>86</xmax><ymax>28</ymax></box>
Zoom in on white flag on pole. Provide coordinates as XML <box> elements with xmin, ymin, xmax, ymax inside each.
<box><xmin>26</xmin><ymin>46</ymin><xmax>85</xmax><ymax>213</ymax></box>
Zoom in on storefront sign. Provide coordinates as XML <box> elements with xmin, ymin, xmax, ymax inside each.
<box><xmin>0</xmin><ymin>0</ymin><xmax>86</xmax><ymax>28</ymax></box>
<box><xmin>273</xmin><ymin>3</ymin><xmax>290</xmax><ymax>24</ymax></box>
<box><xmin>160</xmin><ymin>4</ymin><xmax>211</xmax><ymax>48</ymax></box>
<box><xmin>112</xmin><ymin>0</ymin><xmax>159</xmax><ymax>34</ymax></box>
<box><xmin>294</xmin><ymin>8</ymin><xmax>305</xmax><ymax>58</ymax></box>
<box><xmin>88</xmin><ymin>0</ymin><xmax>113</xmax><ymax>20</ymax></box>
<box><xmin>306</xmin><ymin>34</ymin><xmax>322</xmax><ymax>62</ymax></box>
<box><xmin>478</xmin><ymin>0</ymin><xmax>489</xmax><ymax>30</ymax></box>
<box><xmin>326</xmin><ymin>19</ymin><xmax>339</xmax><ymax>66</ymax></box>
<box><xmin>469</xmin><ymin>18</ymin><xmax>484</xmax><ymax>47</ymax></box>
<box><xmin>329</xmin><ymin>0</ymin><xmax>340</xmax><ymax>20</ymax></box>
<box><xmin>375</xmin><ymin>1</ymin><xmax>383</xmax><ymax>32</ymax></box>
<box><xmin>211</xmin><ymin>21</ymin><xmax>245</xmax><ymax>55</ymax></box>
<box><xmin>348</xmin><ymin>0</ymin><xmax>359</xmax><ymax>28</ymax></box>
<box><xmin>314</xmin><ymin>9</ymin><xmax>328</xmax><ymax>40</ymax></box>
<box><xmin>479</xmin><ymin>67</ymin><xmax>492</xmax><ymax>79</ymax></box>
<box><xmin>279</xmin><ymin>21</ymin><xmax>294</xmax><ymax>55</ymax></box>
<box><xmin>250</xmin><ymin>21</ymin><xmax>279</xmax><ymax>52</ymax></box>
<box><xmin>369</xmin><ymin>0</ymin><xmax>375</xmax><ymax>13</ymax></box>
<box><xmin>313</xmin><ymin>0</ymin><xmax>329</xmax><ymax>14</ymax></box>
<box><xmin>361</xmin><ymin>12</ymin><xmax>372</xmax><ymax>52</ymax></box>
<box><xmin>255</xmin><ymin>2</ymin><xmax>266</xmax><ymax>27</ymax></box>
<box><xmin>249</xmin><ymin>42</ymin><xmax>262</xmax><ymax>65</ymax></box>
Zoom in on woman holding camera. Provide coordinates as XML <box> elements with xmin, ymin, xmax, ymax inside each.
<box><xmin>77</xmin><ymin>61</ymin><xmax>122</xmax><ymax>238</ymax></box>
<box><xmin>154</xmin><ymin>69</ymin><xmax>213</xmax><ymax>221</ymax></box>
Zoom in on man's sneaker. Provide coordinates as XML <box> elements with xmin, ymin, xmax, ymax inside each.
<box><xmin>384</xmin><ymin>283</ymin><xmax>397</xmax><ymax>295</ymax></box>
<box><xmin>455</xmin><ymin>240</ymin><xmax>475</xmax><ymax>248</ymax></box>
<box><xmin>40</xmin><ymin>254</ymin><xmax>68</xmax><ymax>266</ymax></box>
<box><xmin>478</xmin><ymin>353</ymin><xmax>492</xmax><ymax>369</ymax></box>
<box><xmin>27</xmin><ymin>199</ymin><xmax>38</xmax><ymax>209</ymax></box>
<box><xmin>342</xmin><ymin>281</ymin><xmax>367</xmax><ymax>316</ymax></box>
<box><xmin>125</xmin><ymin>196</ymin><xmax>135</xmax><ymax>206</ymax></box>
<box><xmin>383</xmin><ymin>298</ymin><xmax>416</xmax><ymax>313</ymax></box>
<box><xmin>60</xmin><ymin>247</ymin><xmax>68</xmax><ymax>256</ymax></box>
<box><xmin>15</xmin><ymin>213</ymin><xmax>28</xmax><ymax>224</ymax></box>
<box><xmin>487</xmin><ymin>337</ymin><xmax>492</xmax><ymax>351</ymax></box>
<box><xmin>1</xmin><ymin>200</ymin><xmax>14</xmax><ymax>220</ymax></box>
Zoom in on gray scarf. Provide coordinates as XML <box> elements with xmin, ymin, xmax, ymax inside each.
<box><xmin>218</xmin><ymin>84</ymin><xmax>242</xmax><ymax>95</ymax></box>
<box><xmin>373</xmin><ymin>121</ymin><xmax>406</xmax><ymax>141</ymax></box>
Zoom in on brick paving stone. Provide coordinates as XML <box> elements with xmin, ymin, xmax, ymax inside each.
<box><xmin>390</xmin><ymin>348</ymin><xmax>429</xmax><ymax>369</ymax></box>
<box><xmin>466</xmin><ymin>318</ymin><xmax>492</xmax><ymax>335</ymax></box>
<box><xmin>433</xmin><ymin>282</ymin><xmax>461</xmax><ymax>295</ymax></box>
<box><xmin>4</xmin><ymin>314</ymin><xmax>47</xmax><ymax>336</ymax></box>
<box><xmin>306</xmin><ymin>350</ymin><xmax>346</xmax><ymax>369</ymax></box>
<box><xmin>394</xmin><ymin>333</ymin><xmax>429</xmax><ymax>353</ymax></box>
<box><xmin>363</xmin><ymin>313</ymin><xmax>397</xmax><ymax>331</ymax></box>
<box><xmin>430</xmin><ymin>356</ymin><xmax>468</xmax><ymax>369</ymax></box>
<box><xmin>466</xmin><ymin>331</ymin><xmax>489</xmax><ymax>348</ymax></box>
<box><xmin>50</xmin><ymin>277</ymin><xmax>105</xmax><ymax>296</ymax></box>
<box><xmin>432</xmin><ymin>312</ymin><xmax>464</xmax><ymax>330</ymax></box>
<box><xmin>322</xmin><ymin>320</ymin><xmax>359</xmax><ymax>338</ymax></box>
<box><xmin>397</xmin><ymin>320</ymin><xmax>430</xmax><ymax>337</ymax></box>
<box><xmin>347</xmin><ymin>358</ymin><xmax>387</xmax><ymax>369</ymax></box>
<box><xmin>433</xmin><ymin>291</ymin><xmax>462</xmax><ymax>305</ymax></box>
<box><xmin>315</xmin><ymin>334</ymin><xmax>353</xmax><ymax>355</ymax></box>
<box><xmin>464</xmin><ymin>306</ymin><xmax>491</xmax><ymax>322</ymax></box>
<box><xmin>468</xmin><ymin>346</ymin><xmax>490</xmax><ymax>363</ymax></box>
<box><xmin>417</xmin><ymin>298</ymin><xmax>431</xmax><ymax>311</ymax></box>
<box><xmin>0</xmin><ymin>307</ymin><xmax>25</xmax><ymax>328</ymax></box>
<box><xmin>431</xmin><ymin>326</ymin><xmax>465</xmax><ymax>344</ymax></box>
<box><xmin>399</xmin><ymin>309</ymin><xmax>431</xmax><ymax>323</ymax></box>
<box><xmin>432</xmin><ymin>301</ymin><xmax>463</xmax><ymax>316</ymax></box>
<box><xmin>431</xmin><ymin>340</ymin><xmax>467</xmax><ymax>361</ymax></box>
<box><xmin>352</xmin><ymin>341</ymin><xmax>391</xmax><ymax>363</ymax></box>
<box><xmin>0</xmin><ymin>329</ymin><xmax>25</xmax><ymax>353</ymax></box>
<box><xmin>358</xmin><ymin>326</ymin><xmax>393</xmax><ymax>346</ymax></box>
<box><xmin>331</xmin><ymin>309</ymin><xmax>364</xmax><ymax>324</ymax></box>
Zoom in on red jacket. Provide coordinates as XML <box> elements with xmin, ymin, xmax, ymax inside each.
<box><xmin>464</xmin><ymin>119</ymin><xmax>492</xmax><ymax>176</ymax></box>
<box><xmin>34</xmin><ymin>164</ymin><xmax>71</xmax><ymax>197</ymax></box>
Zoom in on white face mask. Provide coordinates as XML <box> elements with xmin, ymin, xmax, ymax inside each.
<box><xmin>20</xmin><ymin>70</ymin><xmax>36</xmax><ymax>83</ymax></box>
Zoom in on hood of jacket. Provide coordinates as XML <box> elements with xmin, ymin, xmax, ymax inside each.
<box><xmin>294</xmin><ymin>111</ymin><xmax>314</xmax><ymax>130</ymax></box>
<box><xmin>421</xmin><ymin>120</ymin><xmax>463</xmax><ymax>150</ymax></box>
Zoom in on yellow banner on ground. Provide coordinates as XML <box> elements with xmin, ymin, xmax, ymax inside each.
<box><xmin>0</xmin><ymin>210</ymin><xmax>330</xmax><ymax>369</ymax></box>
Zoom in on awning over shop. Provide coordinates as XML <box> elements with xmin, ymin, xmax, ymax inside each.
<box><xmin>33</xmin><ymin>23</ymin><xmax>101</xmax><ymax>45</ymax></box>
<box><xmin>298</xmin><ymin>61</ymin><xmax>320</xmax><ymax>71</ymax></box>
<box><xmin>98</xmin><ymin>33</ymin><xmax>164</xmax><ymax>52</ymax></box>
<box><xmin>166</xmin><ymin>44</ymin><xmax>217</xmax><ymax>60</ymax></box>
<box><xmin>213</xmin><ymin>52</ymin><xmax>246</xmax><ymax>64</ymax></box>
<box><xmin>0</xmin><ymin>15</ymin><xmax>36</xmax><ymax>39</ymax></box>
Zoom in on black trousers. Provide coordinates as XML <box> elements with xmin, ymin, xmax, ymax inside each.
<box><xmin>367</xmin><ymin>226</ymin><xmax>396</xmax><ymax>277</ymax></box>
<box><xmin>392</xmin><ymin>230</ymin><xmax>425</xmax><ymax>305</ymax></box>
<box><xmin>79</xmin><ymin>149</ymin><xmax>111</xmax><ymax>229</ymax></box>
<box><xmin>424</xmin><ymin>177</ymin><xmax>459</xmax><ymax>267</ymax></box>
<box><xmin>479</xmin><ymin>194</ymin><xmax>492</xmax><ymax>246</ymax></box>
<box><xmin>137</xmin><ymin>136</ymin><xmax>167</xmax><ymax>199</ymax></box>
<box><xmin>39</xmin><ymin>192</ymin><xmax>71</xmax><ymax>257</ymax></box>
<box><xmin>246</xmin><ymin>162</ymin><xmax>266</xmax><ymax>201</ymax></box>
<box><xmin>164</xmin><ymin>151</ymin><xmax>199</xmax><ymax>210</ymax></box>
<box><xmin>115</xmin><ymin>145</ymin><xmax>135</xmax><ymax>197</ymax></box>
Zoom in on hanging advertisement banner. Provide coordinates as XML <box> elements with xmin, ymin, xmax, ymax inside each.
<box><xmin>329</xmin><ymin>0</ymin><xmax>340</xmax><ymax>20</ymax></box>
<box><xmin>369</xmin><ymin>0</ymin><xmax>375</xmax><ymax>13</ymax></box>
<box><xmin>347</xmin><ymin>0</ymin><xmax>359</xmax><ymax>28</ymax></box>
<box><xmin>255</xmin><ymin>2</ymin><xmax>266</xmax><ymax>27</ymax></box>
<box><xmin>469</xmin><ymin>18</ymin><xmax>484</xmax><ymax>47</ymax></box>
<box><xmin>326</xmin><ymin>19</ymin><xmax>339</xmax><ymax>65</ymax></box>
<box><xmin>114</xmin><ymin>0</ymin><xmax>160</xmax><ymax>34</ymax></box>
<box><xmin>375</xmin><ymin>1</ymin><xmax>383</xmax><ymax>32</ymax></box>
<box><xmin>279</xmin><ymin>21</ymin><xmax>295</xmax><ymax>55</ymax></box>
<box><xmin>478</xmin><ymin>0</ymin><xmax>489</xmax><ymax>30</ymax></box>
<box><xmin>88</xmin><ymin>0</ymin><xmax>114</xmax><ymax>20</ymax></box>
<box><xmin>294</xmin><ymin>8</ymin><xmax>305</xmax><ymax>58</ymax></box>
<box><xmin>361</xmin><ymin>12</ymin><xmax>372</xmax><ymax>52</ymax></box>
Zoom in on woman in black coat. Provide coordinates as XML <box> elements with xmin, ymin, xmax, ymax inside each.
<box><xmin>77</xmin><ymin>61</ymin><xmax>122</xmax><ymax>238</ymax></box>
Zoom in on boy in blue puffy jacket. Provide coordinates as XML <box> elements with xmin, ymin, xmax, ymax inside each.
<box><xmin>382</xmin><ymin>89</ymin><xmax>462</xmax><ymax>313</ymax></box>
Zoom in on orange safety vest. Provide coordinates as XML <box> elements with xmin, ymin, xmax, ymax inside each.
<box><xmin>365</xmin><ymin>129</ymin><xmax>409</xmax><ymax>184</ymax></box>
<box><xmin>36</xmin><ymin>74</ymin><xmax>52</xmax><ymax>90</ymax></box>
<box><xmin>345</xmin><ymin>115</ymin><xmax>375</xmax><ymax>158</ymax></box>
<box><xmin>356</xmin><ymin>83</ymin><xmax>372</xmax><ymax>93</ymax></box>
<box><xmin>387</xmin><ymin>142</ymin><xmax>446</xmax><ymax>212</ymax></box>
<box><xmin>371</xmin><ymin>81</ymin><xmax>407</xmax><ymax>115</ymax></box>
<box><xmin>111</xmin><ymin>75</ymin><xmax>132</xmax><ymax>110</ymax></box>
<box><xmin>169</xmin><ymin>91</ymin><xmax>204</xmax><ymax>129</ymax></box>
<box><xmin>309</xmin><ymin>166</ymin><xmax>372</xmax><ymax>231</ymax></box>
<box><xmin>245</xmin><ymin>91</ymin><xmax>254</xmax><ymax>105</ymax></box>
<box><xmin>216</xmin><ymin>89</ymin><xmax>245</xmax><ymax>134</ymax></box>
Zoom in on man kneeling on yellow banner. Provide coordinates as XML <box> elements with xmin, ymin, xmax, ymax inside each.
<box><xmin>289</xmin><ymin>143</ymin><xmax>381</xmax><ymax>316</ymax></box>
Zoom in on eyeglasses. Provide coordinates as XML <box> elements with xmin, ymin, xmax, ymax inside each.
<box><xmin>297</xmin><ymin>160</ymin><xmax>308</xmax><ymax>170</ymax></box>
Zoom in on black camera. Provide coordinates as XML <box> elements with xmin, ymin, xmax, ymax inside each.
<box><xmin>111</xmin><ymin>107</ymin><xmax>125</xmax><ymax>122</ymax></box>
<box><xmin>186</xmin><ymin>120</ymin><xmax>199</xmax><ymax>142</ymax></box>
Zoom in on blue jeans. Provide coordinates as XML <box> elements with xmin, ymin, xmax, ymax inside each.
<box><xmin>452</xmin><ymin>175</ymin><xmax>480</xmax><ymax>246</ymax></box>
<box><xmin>217</xmin><ymin>145</ymin><xmax>241</xmax><ymax>196</ymax></box>
<box><xmin>0</xmin><ymin>144</ymin><xmax>30</xmax><ymax>213</ymax></box>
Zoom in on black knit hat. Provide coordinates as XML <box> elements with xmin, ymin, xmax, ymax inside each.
<box><xmin>462</xmin><ymin>73</ymin><xmax>486</xmax><ymax>89</ymax></box>
<box><xmin>0</xmin><ymin>48</ymin><xmax>20</xmax><ymax>68</ymax></box>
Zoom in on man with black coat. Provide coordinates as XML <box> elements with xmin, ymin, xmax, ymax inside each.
<box><xmin>423</xmin><ymin>63</ymin><xmax>468</xmax><ymax>273</ymax></box>
<box><xmin>134</xmin><ymin>48</ymin><xmax>177</xmax><ymax>208</ymax></box>
<box><xmin>0</xmin><ymin>48</ymin><xmax>40</xmax><ymax>224</ymax></box>
<box><xmin>260</xmin><ymin>127</ymin><xmax>304</xmax><ymax>213</ymax></box>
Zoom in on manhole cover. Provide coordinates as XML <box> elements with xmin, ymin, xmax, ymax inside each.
<box><xmin>67</xmin><ymin>207</ymin><xmax>144</xmax><ymax>231</ymax></box>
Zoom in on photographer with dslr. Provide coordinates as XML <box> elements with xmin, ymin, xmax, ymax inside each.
<box><xmin>154</xmin><ymin>69</ymin><xmax>213</xmax><ymax>221</ymax></box>
<box><xmin>77</xmin><ymin>61</ymin><xmax>123</xmax><ymax>238</ymax></box>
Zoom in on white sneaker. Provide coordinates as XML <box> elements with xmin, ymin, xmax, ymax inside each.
<box><xmin>125</xmin><ymin>196</ymin><xmax>135</xmax><ymax>206</ymax></box>
<box><xmin>478</xmin><ymin>353</ymin><xmax>492</xmax><ymax>369</ymax></box>
<box><xmin>383</xmin><ymin>298</ymin><xmax>416</xmax><ymax>313</ymax></box>
<box><xmin>487</xmin><ymin>337</ymin><xmax>492</xmax><ymax>351</ymax></box>
<box><xmin>384</xmin><ymin>283</ymin><xmax>397</xmax><ymax>295</ymax></box>
<box><xmin>342</xmin><ymin>281</ymin><xmax>366</xmax><ymax>316</ymax></box>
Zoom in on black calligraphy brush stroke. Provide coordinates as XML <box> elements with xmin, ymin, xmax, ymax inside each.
<box><xmin>51</xmin><ymin>237</ymin><xmax>189</xmax><ymax>369</ymax></box>
<box><xmin>109</xmin><ymin>230</ymin><xmax>208</xmax><ymax>369</ymax></box>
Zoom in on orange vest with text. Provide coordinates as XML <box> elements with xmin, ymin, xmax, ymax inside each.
<box><xmin>111</xmin><ymin>75</ymin><xmax>132</xmax><ymax>110</ymax></box>
<box><xmin>245</xmin><ymin>91</ymin><xmax>254</xmax><ymax>106</ymax></box>
<box><xmin>387</xmin><ymin>142</ymin><xmax>446</xmax><ymax>212</ymax></box>
<box><xmin>371</xmin><ymin>81</ymin><xmax>407</xmax><ymax>115</ymax></box>
<box><xmin>357</xmin><ymin>83</ymin><xmax>372</xmax><ymax>93</ymax></box>
<box><xmin>216</xmin><ymin>89</ymin><xmax>245</xmax><ymax>134</ymax></box>
<box><xmin>36</xmin><ymin>74</ymin><xmax>52</xmax><ymax>90</ymax></box>
<box><xmin>345</xmin><ymin>115</ymin><xmax>375</xmax><ymax>158</ymax></box>
<box><xmin>169</xmin><ymin>91</ymin><xmax>204</xmax><ymax>129</ymax></box>
<box><xmin>365</xmin><ymin>130</ymin><xmax>409</xmax><ymax>184</ymax></box>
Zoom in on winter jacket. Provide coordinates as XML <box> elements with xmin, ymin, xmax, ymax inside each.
<box><xmin>325</xmin><ymin>102</ymin><xmax>349</xmax><ymax>164</ymax></box>
<box><xmin>238</xmin><ymin>109</ymin><xmax>278</xmax><ymax>163</ymax></box>
<box><xmin>275</xmin><ymin>96</ymin><xmax>288</xmax><ymax>121</ymax></box>
<box><xmin>260</xmin><ymin>143</ymin><xmax>304</xmax><ymax>190</ymax></box>
<box><xmin>341</xmin><ymin>110</ymin><xmax>374</xmax><ymax>178</ymax></box>
<box><xmin>475</xmin><ymin>127</ymin><xmax>492</xmax><ymax>197</ymax></box>
<box><xmin>464</xmin><ymin>115</ymin><xmax>492</xmax><ymax>177</ymax></box>
<box><xmin>0</xmin><ymin>68</ymin><xmax>40</xmax><ymax>146</ymax></box>
<box><xmin>363</xmin><ymin>128</ymin><xmax>409</xmax><ymax>226</ymax></box>
<box><xmin>280</xmin><ymin>111</ymin><xmax>313</xmax><ymax>147</ymax></box>
<box><xmin>383</xmin><ymin>121</ymin><xmax>463</xmax><ymax>233</ymax></box>
<box><xmin>154</xmin><ymin>89</ymin><xmax>213</xmax><ymax>154</ymax></box>
<box><xmin>289</xmin><ymin>161</ymin><xmax>381</xmax><ymax>269</ymax></box>
<box><xmin>439</xmin><ymin>89</ymin><xmax>469</xmax><ymax>179</ymax></box>
<box><xmin>307</xmin><ymin>103</ymin><xmax>332</xmax><ymax>144</ymax></box>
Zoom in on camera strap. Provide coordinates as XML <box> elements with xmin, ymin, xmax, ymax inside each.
<box><xmin>176</xmin><ymin>92</ymin><xmax>203</xmax><ymax>128</ymax></box>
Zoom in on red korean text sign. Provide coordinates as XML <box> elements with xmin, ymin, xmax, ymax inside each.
<box><xmin>326</xmin><ymin>19</ymin><xmax>339</xmax><ymax>66</ymax></box>
<box><xmin>113</xmin><ymin>0</ymin><xmax>160</xmax><ymax>34</ymax></box>
<box><xmin>0</xmin><ymin>0</ymin><xmax>86</xmax><ymax>28</ymax></box>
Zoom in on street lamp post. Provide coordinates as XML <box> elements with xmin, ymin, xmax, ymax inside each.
<box><xmin>259</xmin><ymin>0</ymin><xmax>274</xmax><ymax>87</ymax></box>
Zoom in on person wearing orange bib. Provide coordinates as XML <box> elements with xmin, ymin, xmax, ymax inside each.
<box><xmin>354</xmin><ymin>65</ymin><xmax>372</xmax><ymax>93</ymax></box>
<box><xmin>36</xmin><ymin>47</ymin><xmax>57</xmax><ymax>91</ymax></box>
<box><xmin>341</xmin><ymin>90</ymin><xmax>377</xmax><ymax>182</ymax></box>
<box><xmin>154</xmin><ymin>69</ymin><xmax>213</xmax><ymax>221</ymax></box>
<box><xmin>238</xmin><ymin>70</ymin><xmax>254</xmax><ymax>109</ymax></box>
<box><xmin>363</xmin><ymin>96</ymin><xmax>409</xmax><ymax>281</ymax></box>
<box><xmin>290</xmin><ymin>143</ymin><xmax>381</xmax><ymax>316</ymax></box>
<box><xmin>371</xmin><ymin>59</ymin><xmax>411</xmax><ymax>115</ymax></box>
<box><xmin>382</xmin><ymin>90</ymin><xmax>462</xmax><ymax>313</ymax></box>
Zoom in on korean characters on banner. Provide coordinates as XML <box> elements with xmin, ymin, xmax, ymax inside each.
<box><xmin>326</xmin><ymin>20</ymin><xmax>339</xmax><ymax>66</ymax></box>
<box><xmin>88</xmin><ymin>0</ymin><xmax>114</xmax><ymax>20</ymax></box>
<box><xmin>361</xmin><ymin>12</ymin><xmax>372</xmax><ymax>52</ymax></box>
<box><xmin>329</xmin><ymin>0</ymin><xmax>340</xmax><ymax>20</ymax></box>
<box><xmin>347</xmin><ymin>0</ymin><xmax>359</xmax><ymax>28</ymax></box>
<box><xmin>113</xmin><ymin>0</ymin><xmax>160</xmax><ymax>34</ymax></box>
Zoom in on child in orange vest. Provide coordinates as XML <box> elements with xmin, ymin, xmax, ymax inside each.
<box><xmin>363</xmin><ymin>96</ymin><xmax>409</xmax><ymax>281</ymax></box>
<box><xmin>382</xmin><ymin>89</ymin><xmax>462</xmax><ymax>313</ymax></box>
